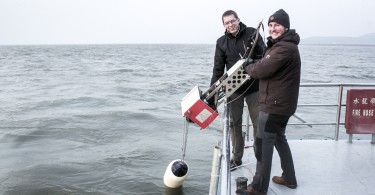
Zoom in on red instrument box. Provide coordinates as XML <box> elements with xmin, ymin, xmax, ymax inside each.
<box><xmin>181</xmin><ymin>86</ymin><xmax>218</xmax><ymax>129</ymax></box>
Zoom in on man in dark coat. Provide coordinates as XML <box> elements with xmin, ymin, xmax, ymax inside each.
<box><xmin>244</xmin><ymin>9</ymin><xmax>300</xmax><ymax>194</ymax></box>
<box><xmin>211</xmin><ymin>10</ymin><xmax>265</xmax><ymax>170</ymax></box>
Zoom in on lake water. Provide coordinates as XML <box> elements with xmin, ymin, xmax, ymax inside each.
<box><xmin>1</xmin><ymin>44</ymin><xmax>375</xmax><ymax>194</ymax></box>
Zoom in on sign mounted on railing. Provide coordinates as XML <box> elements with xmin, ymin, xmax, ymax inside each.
<box><xmin>345</xmin><ymin>89</ymin><xmax>375</xmax><ymax>134</ymax></box>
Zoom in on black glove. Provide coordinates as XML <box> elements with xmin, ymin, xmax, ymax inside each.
<box><xmin>246</xmin><ymin>30</ymin><xmax>257</xmax><ymax>49</ymax></box>
<box><xmin>206</xmin><ymin>96</ymin><xmax>217</xmax><ymax>111</ymax></box>
<box><xmin>242</xmin><ymin>60</ymin><xmax>253</xmax><ymax>70</ymax></box>
<box><xmin>186</xmin><ymin>117</ymin><xmax>194</xmax><ymax>123</ymax></box>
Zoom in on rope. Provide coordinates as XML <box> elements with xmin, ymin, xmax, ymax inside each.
<box><xmin>181</xmin><ymin>113</ymin><xmax>190</xmax><ymax>161</ymax></box>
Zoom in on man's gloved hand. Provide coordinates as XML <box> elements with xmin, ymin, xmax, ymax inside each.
<box><xmin>186</xmin><ymin>117</ymin><xmax>194</xmax><ymax>123</ymax></box>
<box><xmin>206</xmin><ymin>97</ymin><xmax>217</xmax><ymax>111</ymax></box>
<box><xmin>246</xmin><ymin>30</ymin><xmax>257</xmax><ymax>48</ymax></box>
<box><xmin>242</xmin><ymin>59</ymin><xmax>253</xmax><ymax>70</ymax></box>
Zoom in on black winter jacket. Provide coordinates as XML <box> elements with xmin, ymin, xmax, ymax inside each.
<box><xmin>245</xmin><ymin>29</ymin><xmax>301</xmax><ymax>116</ymax></box>
<box><xmin>211</xmin><ymin>22</ymin><xmax>266</xmax><ymax>95</ymax></box>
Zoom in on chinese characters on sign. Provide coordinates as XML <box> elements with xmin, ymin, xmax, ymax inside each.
<box><xmin>351</xmin><ymin>97</ymin><xmax>375</xmax><ymax>117</ymax></box>
<box><xmin>345</xmin><ymin>89</ymin><xmax>375</xmax><ymax>134</ymax></box>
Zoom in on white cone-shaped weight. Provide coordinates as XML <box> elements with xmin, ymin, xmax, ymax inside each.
<box><xmin>163</xmin><ymin>159</ymin><xmax>189</xmax><ymax>188</ymax></box>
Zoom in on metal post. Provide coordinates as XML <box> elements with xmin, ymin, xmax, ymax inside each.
<box><xmin>209</xmin><ymin>145</ymin><xmax>221</xmax><ymax>195</ymax></box>
<box><xmin>335</xmin><ymin>85</ymin><xmax>344</xmax><ymax>141</ymax></box>
<box><xmin>220</xmin><ymin>102</ymin><xmax>231</xmax><ymax>195</ymax></box>
<box><xmin>371</xmin><ymin>134</ymin><xmax>375</xmax><ymax>144</ymax></box>
<box><xmin>245</xmin><ymin>102</ymin><xmax>250</xmax><ymax>142</ymax></box>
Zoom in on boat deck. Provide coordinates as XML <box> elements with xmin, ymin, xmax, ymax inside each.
<box><xmin>230</xmin><ymin>140</ymin><xmax>375</xmax><ymax>195</ymax></box>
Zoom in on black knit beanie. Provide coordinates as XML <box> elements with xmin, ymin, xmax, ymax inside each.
<box><xmin>268</xmin><ymin>9</ymin><xmax>290</xmax><ymax>29</ymax></box>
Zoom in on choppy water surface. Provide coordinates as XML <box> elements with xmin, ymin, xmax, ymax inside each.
<box><xmin>0</xmin><ymin>44</ymin><xmax>374</xmax><ymax>194</ymax></box>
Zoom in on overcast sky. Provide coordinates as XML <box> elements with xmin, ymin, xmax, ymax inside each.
<box><xmin>1</xmin><ymin>0</ymin><xmax>374</xmax><ymax>45</ymax></box>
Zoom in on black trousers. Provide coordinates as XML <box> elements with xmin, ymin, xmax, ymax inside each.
<box><xmin>251</xmin><ymin>111</ymin><xmax>297</xmax><ymax>192</ymax></box>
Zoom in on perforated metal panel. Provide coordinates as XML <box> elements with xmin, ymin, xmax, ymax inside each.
<box><xmin>223</xmin><ymin>59</ymin><xmax>251</xmax><ymax>98</ymax></box>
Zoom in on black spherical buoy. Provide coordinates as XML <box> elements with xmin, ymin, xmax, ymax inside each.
<box><xmin>171</xmin><ymin>160</ymin><xmax>188</xmax><ymax>177</ymax></box>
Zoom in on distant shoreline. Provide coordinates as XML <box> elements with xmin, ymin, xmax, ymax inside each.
<box><xmin>301</xmin><ymin>32</ymin><xmax>375</xmax><ymax>45</ymax></box>
<box><xmin>2</xmin><ymin>33</ymin><xmax>375</xmax><ymax>46</ymax></box>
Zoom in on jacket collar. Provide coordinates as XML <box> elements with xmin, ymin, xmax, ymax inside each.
<box><xmin>225</xmin><ymin>22</ymin><xmax>247</xmax><ymax>39</ymax></box>
<box><xmin>267</xmin><ymin>29</ymin><xmax>300</xmax><ymax>46</ymax></box>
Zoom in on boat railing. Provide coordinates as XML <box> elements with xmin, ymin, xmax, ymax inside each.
<box><xmin>212</xmin><ymin>83</ymin><xmax>375</xmax><ymax>195</ymax></box>
<box><xmin>244</xmin><ymin>83</ymin><xmax>375</xmax><ymax>141</ymax></box>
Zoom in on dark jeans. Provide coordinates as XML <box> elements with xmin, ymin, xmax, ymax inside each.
<box><xmin>251</xmin><ymin>111</ymin><xmax>297</xmax><ymax>193</ymax></box>
<box><xmin>229</xmin><ymin>91</ymin><xmax>259</xmax><ymax>162</ymax></box>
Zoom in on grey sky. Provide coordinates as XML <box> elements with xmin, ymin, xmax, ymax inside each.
<box><xmin>1</xmin><ymin>0</ymin><xmax>374</xmax><ymax>45</ymax></box>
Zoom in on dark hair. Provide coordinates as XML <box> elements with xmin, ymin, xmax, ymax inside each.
<box><xmin>222</xmin><ymin>10</ymin><xmax>238</xmax><ymax>23</ymax></box>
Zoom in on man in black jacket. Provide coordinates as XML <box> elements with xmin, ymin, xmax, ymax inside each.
<box><xmin>210</xmin><ymin>10</ymin><xmax>265</xmax><ymax>170</ymax></box>
<box><xmin>244</xmin><ymin>9</ymin><xmax>300</xmax><ymax>194</ymax></box>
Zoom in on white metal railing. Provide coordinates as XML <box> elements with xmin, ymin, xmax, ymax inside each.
<box><xmin>245</xmin><ymin>83</ymin><xmax>375</xmax><ymax>141</ymax></box>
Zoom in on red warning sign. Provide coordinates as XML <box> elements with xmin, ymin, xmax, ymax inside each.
<box><xmin>345</xmin><ymin>89</ymin><xmax>375</xmax><ymax>134</ymax></box>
